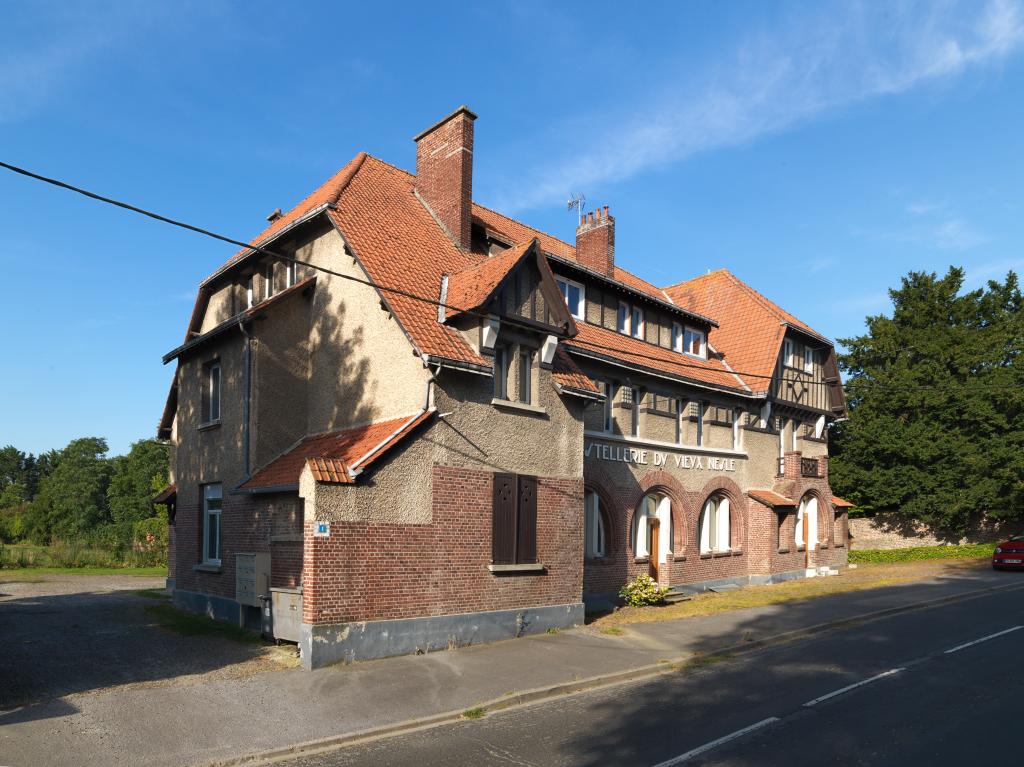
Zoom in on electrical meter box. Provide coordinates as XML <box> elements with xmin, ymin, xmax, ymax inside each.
<box><xmin>235</xmin><ymin>552</ymin><xmax>270</xmax><ymax>607</ymax></box>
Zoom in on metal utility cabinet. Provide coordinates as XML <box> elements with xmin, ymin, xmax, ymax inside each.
<box><xmin>267</xmin><ymin>587</ymin><xmax>303</xmax><ymax>643</ymax></box>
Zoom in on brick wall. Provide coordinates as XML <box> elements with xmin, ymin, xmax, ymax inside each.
<box><xmin>173</xmin><ymin>491</ymin><xmax>304</xmax><ymax>598</ymax></box>
<box><xmin>848</xmin><ymin>513</ymin><xmax>1020</xmax><ymax>550</ymax></box>
<box><xmin>302</xmin><ymin>465</ymin><xmax>584</xmax><ymax>625</ymax></box>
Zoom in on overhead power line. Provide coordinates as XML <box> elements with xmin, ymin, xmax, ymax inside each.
<box><xmin>2</xmin><ymin>159</ymin><xmax>1020</xmax><ymax>397</ymax></box>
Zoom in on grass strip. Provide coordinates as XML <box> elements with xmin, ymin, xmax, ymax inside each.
<box><xmin>144</xmin><ymin>603</ymin><xmax>264</xmax><ymax>645</ymax></box>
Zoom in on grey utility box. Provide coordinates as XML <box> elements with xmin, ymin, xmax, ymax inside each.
<box><xmin>235</xmin><ymin>553</ymin><xmax>271</xmax><ymax>607</ymax></box>
<box><xmin>268</xmin><ymin>587</ymin><xmax>303</xmax><ymax>643</ymax></box>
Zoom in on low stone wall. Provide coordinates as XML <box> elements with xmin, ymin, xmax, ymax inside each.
<box><xmin>848</xmin><ymin>514</ymin><xmax>1019</xmax><ymax>550</ymax></box>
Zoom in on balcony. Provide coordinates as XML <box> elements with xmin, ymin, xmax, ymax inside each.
<box><xmin>801</xmin><ymin>457</ymin><xmax>822</xmax><ymax>478</ymax></box>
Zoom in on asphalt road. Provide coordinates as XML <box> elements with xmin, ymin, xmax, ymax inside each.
<box><xmin>285</xmin><ymin>583</ymin><xmax>1024</xmax><ymax>767</ymax></box>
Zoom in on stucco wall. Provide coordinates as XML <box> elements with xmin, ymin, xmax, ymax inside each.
<box><xmin>303</xmin><ymin>229</ymin><xmax>431</xmax><ymax>435</ymax></box>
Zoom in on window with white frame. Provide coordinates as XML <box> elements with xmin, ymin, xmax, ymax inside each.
<box><xmin>732</xmin><ymin>408</ymin><xmax>741</xmax><ymax>450</ymax></box>
<box><xmin>803</xmin><ymin>345</ymin><xmax>814</xmax><ymax>373</ymax></box>
<box><xmin>602</xmin><ymin>382</ymin><xmax>614</xmax><ymax>432</ymax></box>
<box><xmin>672</xmin><ymin>323</ymin><xmax>683</xmax><ymax>352</ymax></box>
<box><xmin>683</xmin><ymin>327</ymin><xmax>707</xmax><ymax>358</ymax></box>
<box><xmin>556</xmin><ymin>277</ymin><xmax>585</xmax><ymax>320</ymax></box>
<box><xmin>699</xmin><ymin>494</ymin><xmax>731</xmax><ymax>554</ymax></box>
<box><xmin>246</xmin><ymin>274</ymin><xmax>254</xmax><ymax>309</ymax></box>
<box><xmin>286</xmin><ymin>259</ymin><xmax>297</xmax><ymax>289</ymax></box>
<box><xmin>694</xmin><ymin>400</ymin><xmax>705</xmax><ymax>446</ymax></box>
<box><xmin>631</xmin><ymin>306</ymin><xmax>644</xmax><ymax>339</ymax></box>
<box><xmin>264</xmin><ymin>263</ymin><xmax>276</xmax><ymax>299</ymax></box>
<box><xmin>202</xmin><ymin>483</ymin><xmax>222</xmax><ymax>565</ymax></box>
<box><xmin>203</xmin><ymin>360</ymin><xmax>221</xmax><ymax>424</ymax></box>
<box><xmin>584</xmin><ymin>490</ymin><xmax>606</xmax><ymax>558</ymax></box>
<box><xmin>617</xmin><ymin>301</ymin><xmax>630</xmax><ymax>335</ymax></box>
<box><xmin>631</xmin><ymin>492</ymin><xmax>672</xmax><ymax>561</ymax></box>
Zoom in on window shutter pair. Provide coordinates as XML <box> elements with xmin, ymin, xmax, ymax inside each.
<box><xmin>491</xmin><ymin>474</ymin><xmax>538</xmax><ymax>565</ymax></box>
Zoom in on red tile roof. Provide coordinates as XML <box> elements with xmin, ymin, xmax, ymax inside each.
<box><xmin>152</xmin><ymin>484</ymin><xmax>177</xmax><ymax>504</ymax></box>
<box><xmin>663</xmin><ymin>270</ymin><xmax>830</xmax><ymax>393</ymax></box>
<box><xmin>747</xmin><ymin>489</ymin><xmax>797</xmax><ymax>508</ymax></box>
<box><xmin>565</xmin><ymin>321</ymin><xmax>747</xmax><ymax>392</ymax></box>
<box><xmin>831</xmin><ymin>496</ymin><xmax>855</xmax><ymax>508</ymax></box>
<box><xmin>445</xmin><ymin>240</ymin><xmax>534</xmax><ymax>318</ymax></box>
<box><xmin>551</xmin><ymin>346</ymin><xmax>600</xmax><ymax>395</ymax></box>
<box><xmin>241</xmin><ymin>411</ymin><xmax>434</xmax><ymax>489</ymax></box>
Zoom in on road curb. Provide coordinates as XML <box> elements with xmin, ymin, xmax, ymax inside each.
<box><xmin>204</xmin><ymin>579</ymin><xmax>1024</xmax><ymax>767</ymax></box>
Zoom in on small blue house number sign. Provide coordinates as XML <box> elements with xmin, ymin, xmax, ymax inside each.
<box><xmin>314</xmin><ymin>521</ymin><xmax>331</xmax><ymax>537</ymax></box>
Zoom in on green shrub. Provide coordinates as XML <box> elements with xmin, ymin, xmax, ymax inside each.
<box><xmin>849</xmin><ymin>543</ymin><xmax>996</xmax><ymax>563</ymax></box>
<box><xmin>619</xmin><ymin>573</ymin><xmax>670</xmax><ymax>607</ymax></box>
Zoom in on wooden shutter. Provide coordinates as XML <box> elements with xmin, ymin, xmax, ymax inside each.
<box><xmin>516</xmin><ymin>475</ymin><xmax>538</xmax><ymax>564</ymax></box>
<box><xmin>492</xmin><ymin>473</ymin><xmax>517</xmax><ymax>564</ymax></box>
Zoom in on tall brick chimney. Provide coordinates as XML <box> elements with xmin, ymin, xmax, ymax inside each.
<box><xmin>576</xmin><ymin>206</ymin><xmax>615</xmax><ymax>275</ymax></box>
<box><xmin>414</xmin><ymin>106</ymin><xmax>477</xmax><ymax>251</ymax></box>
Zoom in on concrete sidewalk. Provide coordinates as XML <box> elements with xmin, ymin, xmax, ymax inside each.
<box><xmin>2</xmin><ymin>567</ymin><xmax>1019</xmax><ymax>767</ymax></box>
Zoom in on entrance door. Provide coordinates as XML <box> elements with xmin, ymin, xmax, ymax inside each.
<box><xmin>649</xmin><ymin>519</ymin><xmax>660</xmax><ymax>581</ymax></box>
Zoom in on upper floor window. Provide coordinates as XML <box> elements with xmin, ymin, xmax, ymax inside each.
<box><xmin>617</xmin><ymin>301</ymin><xmax>630</xmax><ymax>335</ymax></box>
<box><xmin>518</xmin><ymin>349</ymin><xmax>534</xmax><ymax>405</ymax></box>
<box><xmin>493</xmin><ymin>346</ymin><xmax>509</xmax><ymax>400</ymax></box>
<box><xmin>601</xmin><ymin>382</ymin><xmax>614</xmax><ymax>432</ymax></box>
<box><xmin>246</xmin><ymin>275</ymin><xmax>254</xmax><ymax>309</ymax></box>
<box><xmin>672</xmin><ymin>323</ymin><xmax>683</xmax><ymax>352</ymax></box>
<box><xmin>265</xmin><ymin>263</ymin><xmax>276</xmax><ymax>299</ymax></box>
<box><xmin>784</xmin><ymin>338</ymin><xmax>812</xmax><ymax>371</ymax></box>
<box><xmin>202</xmin><ymin>483</ymin><xmax>222</xmax><ymax>565</ymax></box>
<box><xmin>803</xmin><ymin>346</ymin><xmax>814</xmax><ymax>373</ymax></box>
<box><xmin>684</xmin><ymin>327</ymin><xmax>706</xmax><ymax>358</ymax></box>
<box><xmin>556</xmin><ymin>278</ymin><xmax>585</xmax><ymax>320</ymax></box>
<box><xmin>631</xmin><ymin>307</ymin><xmax>645</xmax><ymax>339</ymax></box>
<box><xmin>285</xmin><ymin>259</ymin><xmax>297</xmax><ymax>289</ymax></box>
<box><xmin>202</xmin><ymin>360</ymin><xmax>221</xmax><ymax>424</ymax></box>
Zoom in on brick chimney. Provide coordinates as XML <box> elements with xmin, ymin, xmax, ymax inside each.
<box><xmin>413</xmin><ymin>106</ymin><xmax>477</xmax><ymax>251</ymax></box>
<box><xmin>576</xmin><ymin>206</ymin><xmax>615</xmax><ymax>276</ymax></box>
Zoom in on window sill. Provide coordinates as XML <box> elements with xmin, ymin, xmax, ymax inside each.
<box><xmin>796</xmin><ymin>545</ymin><xmax>806</xmax><ymax>552</ymax></box>
<box><xmin>585</xmin><ymin>555</ymin><xmax>611</xmax><ymax>563</ymax></box>
<box><xmin>834</xmin><ymin>543</ymin><xmax>846</xmax><ymax>548</ymax></box>
<box><xmin>487</xmin><ymin>563</ymin><xmax>546</xmax><ymax>574</ymax></box>
<box><xmin>777</xmin><ymin>548</ymin><xmax>791</xmax><ymax>554</ymax></box>
<box><xmin>491</xmin><ymin>398</ymin><xmax>548</xmax><ymax>417</ymax></box>
<box><xmin>193</xmin><ymin>563</ymin><xmax>222</xmax><ymax>573</ymax></box>
<box><xmin>198</xmin><ymin>420</ymin><xmax>221</xmax><ymax>432</ymax></box>
<box><xmin>633</xmin><ymin>556</ymin><xmax>650</xmax><ymax>564</ymax></box>
<box><xmin>713</xmin><ymin>550</ymin><xmax>733</xmax><ymax>558</ymax></box>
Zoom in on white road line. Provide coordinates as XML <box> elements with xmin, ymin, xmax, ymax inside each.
<box><xmin>802</xmin><ymin>668</ymin><xmax>905</xmax><ymax>707</ymax></box>
<box><xmin>651</xmin><ymin>717</ymin><xmax>780</xmax><ymax>767</ymax></box>
<box><xmin>944</xmin><ymin>625</ymin><xmax>1023</xmax><ymax>654</ymax></box>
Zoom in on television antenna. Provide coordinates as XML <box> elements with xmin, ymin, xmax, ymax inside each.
<box><xmin>567</xmin><ymin>193</ymin><xmax>586</xmax><ymax>226</ymax></box>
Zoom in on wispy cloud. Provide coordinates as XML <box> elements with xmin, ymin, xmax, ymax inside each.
<box><xmin>857</xmin><ymin>200</ymin><xmax>989</xmax><ymax>250</ymax></box>
<box><xmin>492</xmin><ymin>0</ymin><xmax>1024</xmax><ymax>212</ymax></box>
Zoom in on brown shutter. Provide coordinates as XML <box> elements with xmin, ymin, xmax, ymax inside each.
<box><xmin>822</xmin><ymin>351</ymin><xmax>845</xmax><ymax>412</ymax></box>
<box><xmin>492</xmin><ymin>473</ymin><xmax>517</xmax><ymax>564</ymax></box>
<box><xmin>516</xmin><ymin>475</ymin><xmax>538</xmax><ymax>564</ymax></box>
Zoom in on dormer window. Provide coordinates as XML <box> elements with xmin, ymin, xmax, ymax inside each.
<box><xmin>672</xmin><ymin>323</ymin><xmax>683</xmax><ymax>352</ymax></box>
<box><xmin>684</xmin><ymin>327</ymin><xmax>706</xmax><ymax>358</ymax></box>
<box><xmin>804</xmin><ymin>346</ymin><xmax>814</xmax><ymax>373</ymax></box>
<box><xmin>617</xmin><ymin>301</ymin><xmax>630</xmax><ymax>334</ymax></box>
<box><xmin>631</xmin><ymin>307</ymin><xmax>644</xmax><ymax>339</ymax></box>
<box><xmin>556</xmin><ymin>277</ymin><xmax>585</xmax><ymax>320</ymax></box>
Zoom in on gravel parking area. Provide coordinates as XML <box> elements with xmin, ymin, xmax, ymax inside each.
<box><xmin>0</xmin><ymin>571</ymin><xmax>292</xmax><ymax>710</ymax></box>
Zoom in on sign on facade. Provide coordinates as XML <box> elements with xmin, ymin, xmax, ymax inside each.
<box><xmin>314</xmin><ymin>521</ymin><xmax>331</xmax><ymax>537</ymax></box>
<box><xmin>585</xmin><ymin>441</ymin><xmax>738</xmax><ymax>472</ymax></box>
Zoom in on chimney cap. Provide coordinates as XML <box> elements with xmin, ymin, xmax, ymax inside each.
<box><xmin>266</xmin><ymin>208</ymin><xmax>283</xmax><ymax>223</ymax></box>
<box><xmin>412</xmin><ymin>105</ymin><xmax>478</xmax><ymax>141</ymax></box>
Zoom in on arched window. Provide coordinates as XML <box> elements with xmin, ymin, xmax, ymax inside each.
<box><xmin>796</xmin><ymin>494</ymin><xmax>819</xmax><ymax>549</ymax></box>
<box><xmin>584</xmin><ymin>490</ymin><xmax>606</xmax><ymax>558</ymax></box>
<box><xmin>631</xmin><ymin>492</ymin><xmax>672</xmax><ymax>562</ymax></box>
<box><xmin>699</xmin><ymin>494</ymin><xmax>731</xmax><ymax>554</ymax></box>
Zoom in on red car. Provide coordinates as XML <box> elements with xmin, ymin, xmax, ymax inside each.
<box><xmin>992</xmin><ymin>535</ymin><xmax>1024</xmax><ymax>570</ymax></box>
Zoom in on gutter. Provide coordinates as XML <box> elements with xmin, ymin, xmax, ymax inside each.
<box><xmin>421</xmin><ymin>353</ymin><xmax>493</xmax><ymax>377</ymax></box>
<box><xmin>232</xmin><ymin>483</ymin><xmax>300</xmax><ymax>495</ymax></box>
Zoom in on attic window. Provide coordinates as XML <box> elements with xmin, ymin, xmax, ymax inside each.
<box><xmin>684</xmin><ymin>327</ymin><xmax>706</xmax><ymax>358</ymax></box>
<box><xmin>556</xmin><ymin>278</ymin><xmax>585</xmax><ymax>320</ymax></box>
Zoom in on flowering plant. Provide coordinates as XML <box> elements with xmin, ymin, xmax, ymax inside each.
<box><xmin>618</xmin><ymin>573</ymin><xmax>670</xmax><ymax>607</ymax></box>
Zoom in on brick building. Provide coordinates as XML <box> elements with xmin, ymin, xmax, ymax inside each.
<box><xmin>157</xmin><ymin>106</ymin><xmax>851</xmax><ymax>668</ymax></box>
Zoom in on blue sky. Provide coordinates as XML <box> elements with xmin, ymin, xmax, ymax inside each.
<box><xmin>2</xmin><ymin>0</ymin><xmax>1023</xmax><ymax>457</ymax></box>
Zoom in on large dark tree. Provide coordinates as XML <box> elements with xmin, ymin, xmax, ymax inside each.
<box><xmin>830</xmin><ymin>267</ymin><xmax>1024</xmax><ymax>533</ymax></box>
<box><xmin>27</xmin><ymin>437</ymin><xmax>112</xmax><ymax>542</ymax></box>
<box><xmin>107</xmin><ymin>439</ymin><xmax>169</xmax><ymax>527</ymax></box>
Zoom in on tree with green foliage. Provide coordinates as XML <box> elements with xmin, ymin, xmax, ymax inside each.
<box><xmin>830</xmin><ymin>267</ymin><xmax>1024</xmax><ymax>533</ymax></box>
<box><xmin>26</xmin><ymin>437</ymin><xmax>112</xmax><ymax>542</ymax></box>
<box><xmin>107</xmin><ymin>439</ymin><xmax>169</xmax><ymax>527</ymax></box>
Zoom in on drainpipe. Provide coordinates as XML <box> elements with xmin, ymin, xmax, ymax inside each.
<box><xmin>239</xmin><ymin>319</ymin><xmax>253</xmax><ymax>478</ymax></box>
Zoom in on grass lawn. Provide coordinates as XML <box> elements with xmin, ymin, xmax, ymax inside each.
<box><xmin>588</xmin><ymin>555</ymin><xmax>994</xmax><ymax>629</ymax></box>
<box><xmin>0</xmin><ymin>566</ymin><xmax>166</xmax><ymax>581</ymax></box>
